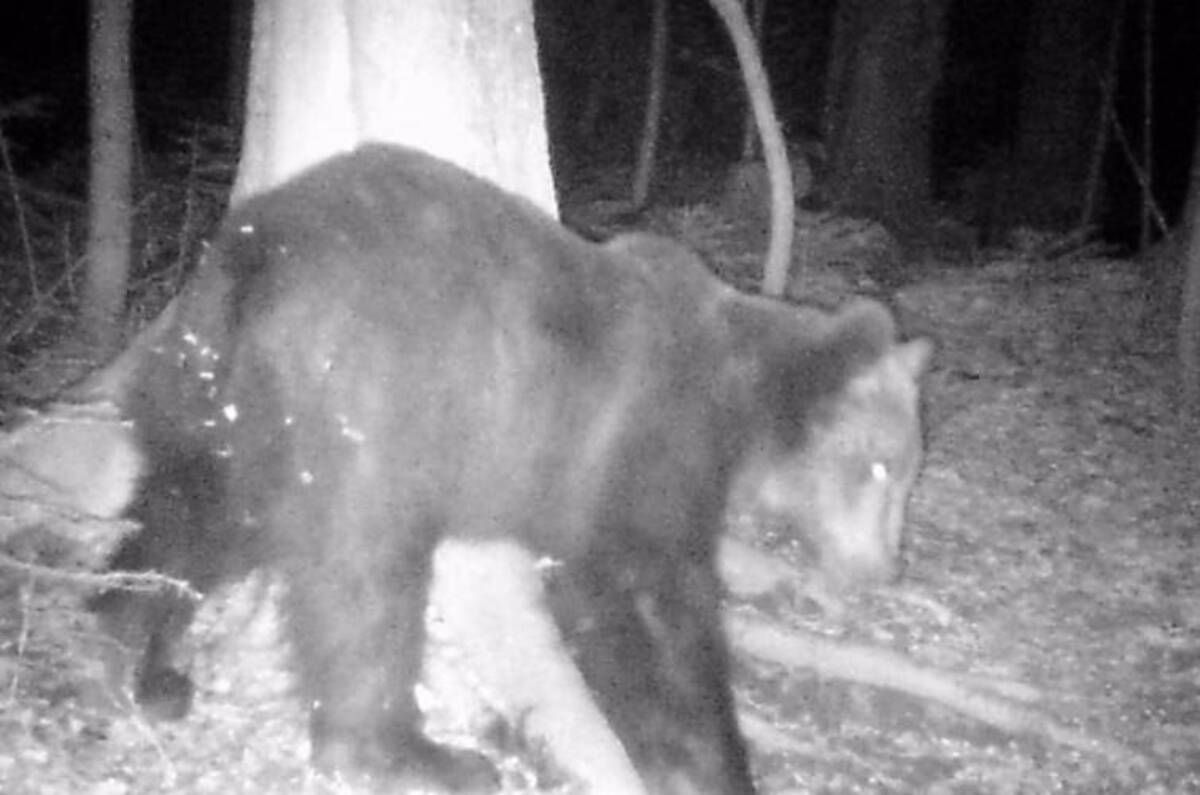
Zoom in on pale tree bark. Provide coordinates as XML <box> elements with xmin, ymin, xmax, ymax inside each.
<box><xmin>83</xmin><ymin>0</ymin><xmax>135</xmax><ymax>352</ymax></box>
<box><xmin>234</xmin><ymin>0</ymin><xmax>554</xmax><ymax>215</ymax></box>
<box><xmin>708</xmin><ymin>0</ymin><xmax>793</xmax><ymax>295</ymax></box>
<box><xmin>739</xmin><ymin>0</ymin><xmax>767</xmax><ymax>161</ymax></box>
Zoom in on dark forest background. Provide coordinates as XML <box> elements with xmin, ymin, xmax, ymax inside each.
<box><xmin>1</xmin><ymin>0</ymin><xmax>1196</xmax><ymax>248</ymax></box>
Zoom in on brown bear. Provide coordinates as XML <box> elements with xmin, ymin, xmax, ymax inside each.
<box><xmin>83</xmin><ymin>144</ymin><xmax>930</xmax><ymax>793</ymax></box>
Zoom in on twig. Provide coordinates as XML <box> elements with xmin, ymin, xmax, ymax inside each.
<box><xmin>5</xmin><ymin>574</ymin><xmax>34</xmax><ymax>706</ymax></box>
<box><xmin>1107</xmin><ymin>91</ymin><xmax>1169</xmax><ymax>238</ymax></box>
<box><xmin>0</xmin><ymin>109</ymin><xmax>41</xmax><ymax>296</ymax></box>
<box><xmin>0</xmin><ymin>552</ymin><xmax>200</xmax><ymax>600</ymax></box>
<box><xmin>123</xmin><ymin>697</ymin><xmax>180</xmax><ymax>789</ymax></box>
<box><xmin>1079</xmin><ymin>0</ymin><xmax>1124</xmax><ymax>233</ymax></box>
<box><xmin>0</xmin><ymin>255</ymin><xmax>89</xmax><ymax>350</ymax></box>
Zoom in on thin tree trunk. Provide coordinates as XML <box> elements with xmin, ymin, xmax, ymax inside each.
<box><xmin>708</xmin><ymin>0</ymin><xmax>794</xmax><ymax>295</ymax></box>
<box><xmin>83</xmin><ymin>0</ymin><xmax>134</xmax><ymax>352</ymax></box>
<box><xmin>822</xmin><ymin>0</ymin><xmax>948</xmax><ymax>236</ymax></box>
<box><xmin>739</xmin><ymin>0</ymin><xmax>767</xmax><ymax>161</ymax></box>
<box><xmin>631</xmin><ymin>0</ymin><xmax>668</xmax><ymax>210</ymax></box>
<box><xmin>1139</xmin><ymin>0</ymin><xmax>1154</xmax><ymax>251</ymax></box>
<box><xmin>1078</xmin><ymin>0</ymin><xmax>1125</xmax><ymax>233</ymax></box>
<box><xmin>1177</xmin><ymin>102</ymin><xmax>1200</xmax><ymax>406</ymax></box>
<box><xmin>576</xmin><ymin>0</ymin><xmax>623</xmax><ymax>150</ymax></box>
<box><xmin>1006</xmin><ymin>0</ymin><xmax>1114</xmax><ymax>231</ymax></box>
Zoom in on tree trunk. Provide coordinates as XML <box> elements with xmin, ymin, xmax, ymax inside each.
<box><xmin>574</xmin><ymin>0</ymin><xmax>626</xmax><ymax>154</ymax></box>
<box><xmin>739</xmin><ymin>0</ymin><xmax>767</xmax><ymax>161</ymax></box>
<box><xmin>83</xmin><ymin>0</ymin><xmax>135</xmax><ymax>352</ymax></box>
<box><xmin>1005</xmin><ymin>0</ymin><xmax>1116</xmax><ymax>232</ymax></box>
<box><xmin>1177</xmin><ymin>102</ymin><xmax>1200</xmax><ymax>406</ymax></box>
<box><xmin>630</xmin><ymin>0</ymin><xmax>668</xmax><ymax>210</ymax></box>
<box><xmin>708</xmin><ymin>0</ymin><xmax>794</xmax><ymax>295</ymax></box>
<box><xmin>822</xmin><ymin>0</ymin><xmax>948</xmax><ymax>236</ymax></box>
<box><xmin>234</xmin><ymin>0</ymin><xmax>555</xmax><ymax>215</ymax></box>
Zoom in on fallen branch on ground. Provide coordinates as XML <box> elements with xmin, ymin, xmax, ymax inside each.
<box><xmin>718</xmin><ymin>537</ymin><xmax>1138</xmax><ymax>763</ymax></box>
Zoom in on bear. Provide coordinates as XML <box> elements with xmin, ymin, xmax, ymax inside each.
<box><xmin>82</xmin><ymin>143</ymin><xmax>931</xmax><ymax>794</ymax></box>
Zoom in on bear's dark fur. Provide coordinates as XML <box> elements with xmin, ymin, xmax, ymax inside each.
<box><xmin>87</xmin><ymin>144</ymin><xmax>930</xmax><ymax>794</ymax></box>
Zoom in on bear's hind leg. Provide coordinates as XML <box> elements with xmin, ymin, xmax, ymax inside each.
<box><xmin>90</xmin><ymin>585</ymin><xmax>198</xmax><ymax>721</ymax></box>
<box><xmin>89</xmin><ymin>454</ymin><xmax>234</xmax><ymax>722</ymax></box>
<box><xmin>281</xmin><ymin>529</ymin><xmax>498</xmax><ymax>792</ymax></box>
<box><xmin>550</xmin><ymin>549</ymin><xmax>753</xmax><ymax>795</ymax></box>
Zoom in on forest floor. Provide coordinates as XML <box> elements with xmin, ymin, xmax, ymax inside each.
<box><xmin>0</xmin><ymin>193</ymin><xmax>1198</xmax><ymax>793</ymax></box>
<box><xmin>732</xmin><ymin>231</ymin><xmax>1200</xmax><ymax>794</ymax></box>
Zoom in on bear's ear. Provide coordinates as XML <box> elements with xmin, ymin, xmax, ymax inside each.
<box><xmin>837</xmin><ymin>299</ymin><xmax>896</xmax><ymax>340</ymax></box>
<box><xmin>834</xmin><ymin>301</ymin><xmax>933</xmax><ymax>379</ymax></box>
<box><xmin>828</xmin><ymin>299</ymin><xmax>898</xmax><ymax>369</ymax></box>
<box><xmin>893</xmin><ymin>337</ymin><xmax>934</xmax><ymax>379</ymax></box>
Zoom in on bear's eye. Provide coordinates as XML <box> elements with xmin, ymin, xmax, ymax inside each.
<box><xmin>869</xmin><ymin>461</ymin><xmax>889</xmax><ymax>483</ymax></box>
